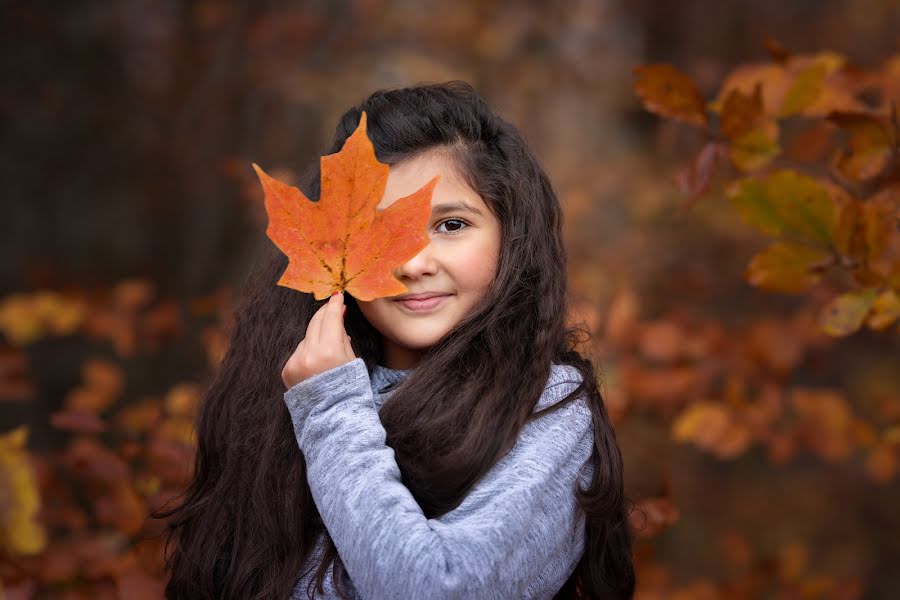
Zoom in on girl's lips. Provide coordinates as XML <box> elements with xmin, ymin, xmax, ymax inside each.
<box><xmin>394</xmin><ymin>294</ymin><xmax>450</xmax><ymax>312</ymax></box>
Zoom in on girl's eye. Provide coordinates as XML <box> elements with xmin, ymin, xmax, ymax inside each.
<box><xmin>435</xmin><ymin>218</ymin><xmax>469</xmax><ymax>234</ymax></box>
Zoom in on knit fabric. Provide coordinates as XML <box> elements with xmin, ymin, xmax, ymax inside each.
<box><xmin>286</xmin><ymin>359</ymin><xmax>595</xmax><ymax>600</ymax></box>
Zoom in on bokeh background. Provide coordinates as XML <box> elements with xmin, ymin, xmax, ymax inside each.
<box><xmin>1</xmin><ymin>0</ymin><xmax>899</xmax><ymax>598</ymax></box>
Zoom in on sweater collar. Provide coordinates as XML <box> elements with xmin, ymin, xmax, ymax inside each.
<box><xmin>371</xmin><ymin>363</ymin><xmax>413</xmax><ymax>395</ymax></box>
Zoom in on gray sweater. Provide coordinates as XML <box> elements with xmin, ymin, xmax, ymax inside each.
<box><xmin>284</xmin><ymin>358</ymin><xmax>595</xmax><ymax>600</ymax></box>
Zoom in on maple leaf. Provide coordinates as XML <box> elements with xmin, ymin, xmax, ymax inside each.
<box><xmin>253</xmin><ymin>112</ymin><xmax>438</xmax><ymax>301</ymax></box>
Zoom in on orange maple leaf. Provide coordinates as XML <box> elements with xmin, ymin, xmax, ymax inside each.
<box><xmin>252</xmin><ymin>113</ymin><xmax>438</xmax><ymax>301</ymax></box>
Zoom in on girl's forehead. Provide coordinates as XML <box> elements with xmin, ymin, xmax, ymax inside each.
<box><xmin>378</xmin><ymin>153</ymin><xmax>479</xmax><ymax>211</ymax></box>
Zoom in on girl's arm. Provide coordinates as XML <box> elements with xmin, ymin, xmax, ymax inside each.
<box><xmin>285</xmin><ymin>357</ymin><xmax>593</xmax><ymax>600</ymax></box>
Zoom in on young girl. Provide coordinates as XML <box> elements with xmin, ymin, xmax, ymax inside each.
<box><xmin>160</xmin><ymin>82</ymin><xmax>635</xmax><ymax>599</ymax></box>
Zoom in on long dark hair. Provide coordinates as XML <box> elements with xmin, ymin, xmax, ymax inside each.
<box><xmin>158</xmin><ymin>82</ymin><xmax>635</xmax><ymax>600</ymax></box>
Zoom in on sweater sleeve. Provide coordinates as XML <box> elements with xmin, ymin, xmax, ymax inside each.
<box><xmin>284</xmin><ymin>358</ymin><xmax>593</xmax><ymax>600</ymax></box>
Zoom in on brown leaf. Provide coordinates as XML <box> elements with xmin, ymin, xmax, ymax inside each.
<box><xmin>164</xmin><ymin>383</ymin><xmax>200</xmax><ymax>417</ymax></box>
<box><xmin>638</xmin><ymin>320</ymin><xmax>685</xmax><ymax>363</ymax></box>
<box><xmin>791</xmin><ymin>388</ymin><xmax>856</xmax><ymax>462</ymax></box>
<box><xmin>764</xmin><ymin>37</ymin><xmax>791</xmax><ymax>63</ymax></box>
<box><xmin>95</xmin><ymin>481</ymin><xmax>147</xmax><ymax>536</ymax></box>
<box><xmin>862</xmin><ymin>186</ymin><xmax>900</xmax><ymax>283</ymax></box>
<box><xmin>625</xmin><ymin>362</ymin><xmax>704</xmax><ymax>408</ymax></box>
<box><xmin>604</xmin><ymin>288</ymin><xmax>640</xmax><ymax>345</ymax></box>
<box><xmin>114</xmin><ymin>279</ymin><xmax>155</xmax><ymax>313</ymax></box>
<box><xmin>63</xmin><ymin>438</ymin><xmax>130</xmax><ymax>484</ymax></box>
<box><xmin>710</xmin><ymin>63</ymin><xmax>790</xmax><ymax>116</ymax></box>
<box><xmin>713</xmin><ymin>422</ymin><xmax>753</xmax><ymax>458</ymax></box>
<box><xmin>114</xmin><ymin>399</ymin><xmax>163</xmax><ymax>435</ymax></box>
<box><xmin>633</xmin><ymin>63</ymin><xmax>708</xmax><ymax>127</ymax></box>
<box><xmin>720</xmin><ymin>84</ymin><xmax>765</xmax><ymax>139</ymax></box>
<box><xmin>747</xmin><ymin>319</ymin><xmax>806</xmax><ymax>375</ymax></box>
<box><xmin>50</xmin><ymin>410</ymin><xmax>107</xmax><ymax>434</ymax></box>
<box><xmin>0</xmin><ymin>348</ymin><xmax>33</xmax><ymax>401</ymax></box>
<box><xmin>115</xmin><ymin>567</ymin><xmax>166</xmax><ymax>600</ymax></box>
<box><xmin>630</xmin><ymin>496</ymin><xmax>680</xmax><ymax>539</ymax></box>
<box><xmin>786</xmin><ymin>121</ymin><xmax>835</xmax><ymax>163</ymax></box>
<box><xmin>201</xmin><ymin>325</ymin><xmax>229</xmax><ymax>368</ymax></box>
<box><xmin>63</xmin><ymin>358</ymin><xmax>124</xmax><ymax>413</ymax></box>
<box><xmin>830</xmin><ymin>111</ymin><xmax>893</xmax><ymax>181</ymax></box>
<box><xmin>145</xmin><ymin>437</ymin><xmax>194</xmax><ymax>485</ymax></box>
<box><xmin>778</xmin><ymin>541</ymin><xmax>809</xmax><ymax>582</ymax></box>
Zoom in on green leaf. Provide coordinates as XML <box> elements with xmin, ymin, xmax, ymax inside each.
<box><xmin>729</xmin><ymin>128</ymin><xmax>781</xmax><ymax>172</ymax></box>
<box><xmin>727</xmin><ymin>179</ymin><xmax>785</xmax><ymax>237</ymax></box>
<box><xmin>728</xmin><ymin>171</ymin><xmax>839</xmax><ymax>246</ymax></box>
<box><xmin>780</xmin><ymin>63</ymin><xmax>827</xmax><ymax>117</ymax></box>
<box><xmin>746</xmin><ymin>242</ymin><xmax>832</xmax><ymax>293</ymax></box>
<box><xmin>820</xmin><ymin>289</ymin><xmax>878</xmax><ymax>336</ymax></box>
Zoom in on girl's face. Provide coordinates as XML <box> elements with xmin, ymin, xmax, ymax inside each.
<box><xmin>357</xmin><ymin>152</ymin><xmax>501</xmax><ymax>370</ymax></box>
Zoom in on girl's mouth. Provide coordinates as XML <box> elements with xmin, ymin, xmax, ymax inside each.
<box><xmin>394</xmin><ymin>294</ymin><xmax>451</xmax><ymax>312</ymax></box>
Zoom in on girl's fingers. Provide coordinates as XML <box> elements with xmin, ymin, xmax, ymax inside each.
<box><xmin>305</xmin><ymin>298</ymin><xmax>328</xmax><ymax>343</ymax></box>
<box><xmin>319</xmin><ymin>292</ymin><xmax>345</xmax><ymax>346</ymax></box>
<box><xmin>342</xmin><ymin>332</ymin><xmax>354</xmax><ymax>360</ymax></box>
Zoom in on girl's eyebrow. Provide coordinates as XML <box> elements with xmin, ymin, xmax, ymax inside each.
<box><xmin>431</xmin><ymin>201</ymin><xmax>483</xmax><ymax>217</ymax></box>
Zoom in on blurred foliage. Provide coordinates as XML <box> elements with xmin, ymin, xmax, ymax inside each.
<box><xmin>1</xmin><ymin>0</ymin><xmax>899</xmax><ymax>598</ymax></box>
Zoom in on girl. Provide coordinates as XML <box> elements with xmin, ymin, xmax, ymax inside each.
<box><xmin>160</xmin><ymin>82</ymin><xmax>635</xmax><ymax>599</ymax></box>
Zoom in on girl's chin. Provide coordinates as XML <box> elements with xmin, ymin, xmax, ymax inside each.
<box><xmin>395</xmin><ymin>327</ymin><xmax>450</xmax><ymax>350</ymax></box>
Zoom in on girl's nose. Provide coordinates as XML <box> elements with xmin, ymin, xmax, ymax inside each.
<box><xmin>395</xmin><ymin>243</ymin><xmax>438</xmax><ymax>280</ymax></box>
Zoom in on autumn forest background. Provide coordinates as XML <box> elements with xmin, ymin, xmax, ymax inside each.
<box><xmin>1</xmin><ymin>1</ymin><xmax>899</xmax><ymax>598</ymax></box>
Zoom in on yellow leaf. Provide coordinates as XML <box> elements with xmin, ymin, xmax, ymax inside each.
<box><xmin>0</xmin><ymin>426</ymin><xmax>46</xmax><ymax>556</ymax></box>
<box><xmin>746</xmin><ymin>242</ymin><xmax>832</xmax><ymax>294</ymax></box>
<box><xmin>820</xmin><ymin>289</ymin><xmax>878</xmax><ymax>336</ymax></box>
<box><xmin>780</xmin><ymin>63</ymin><xmax>827</xmax><ymax>117</ymax></box>
<box><xmin>0</xmin><ymin>295</ymin><xmax>43</xmax><ymax>346</ymax></box>
<box><xmin>728</xmin><ymin>125</ymin><xmax>781</xmax><ymax>172</ymax></box>
<box><xmin>672</xmin><ymin>402</ymin><xmax>730</xmax><ymax>445</ymax></box>
<box><xmin>866</xmin><ymin>289</ymin><xmax>900</xmax><ymax>330</ymax></box>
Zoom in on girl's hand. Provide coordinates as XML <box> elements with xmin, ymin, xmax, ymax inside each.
<box><xmin>282</xmin><ymin>292</ymin><xmax>356</xmax><ymax>389</ymax></box>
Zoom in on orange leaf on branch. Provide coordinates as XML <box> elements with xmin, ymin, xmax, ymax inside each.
<box><xmin>829</xmin><ymin>111</ymin><xmax>894</xmax><ymax>182</ymax></box>
<box><xmin>633</xmin><ymin>63</ymin><xmax>708</xmax><ymax>128</ymax></box>
<box><xmin>720</xmin><ymin>84</ymin><xmax>765</xmax><ymax>139</ymax></box>
<box><xmin>253</xmin><ymin>112</ymin><xmax>438</xmax><ymax>301</ymax></box>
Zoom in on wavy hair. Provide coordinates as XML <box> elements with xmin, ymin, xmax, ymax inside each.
<box><xmin>158</xmin><ymin>82</ymin><xmax>635</xmax><ymax>600</ymax></box>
